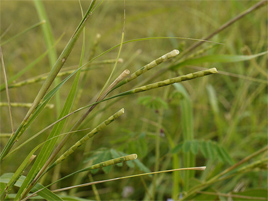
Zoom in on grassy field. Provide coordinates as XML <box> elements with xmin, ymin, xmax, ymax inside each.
<box><xmin>0</xmin><ymin>0</ymin><xmax>267</xmax><ymax>200</ymax></box>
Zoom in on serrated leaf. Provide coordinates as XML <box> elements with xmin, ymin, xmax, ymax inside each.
<box><xmin>190</xmin><ymin>140</ymin><xmax>199</xmax><ymax>155</ymax></box>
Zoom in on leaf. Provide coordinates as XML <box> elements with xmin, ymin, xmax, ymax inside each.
<box><xmin>190</xmin><ymin>140</ymin><xmax>199</xmax><ymax>155</ymax></box>
<box><xmin>171</xmin><ymin>51</ymin><xmax>268</xmax><ymax>69</ymax></box>
<box><xmin>200</xmin><ymin>141</ymin><xmax>209</xmax><ymax>158</ymax></box>
<box><xmin>0</xmin><ymin>173</ymin><xmax>63</xmax><ymax>201</ymax></box>
<box><xmin>232</xmin><ymin>188</ymin><xmax>267</xmax><ymax>201</ymax></box>
<box><xmin>60</xmin><ymin>195</ymin><xmax>92</xmax><ymax>201</ymax></box>
<box><xmin>138</xmin><ymin>96</ymin><xmax>168</xmax><ymax>110</ymax></box>
<box><xmin>90</xmin><ymin>150</ymin><xmax>112</xmax><ymax>174</ymax></box>
<box><xmin>133</xmin><ymin>159</ymin><xmax>151</xmax><ymax>174</ymax></box>
<box><xmin>15</xmin><ymin>57</ymin><xmax>82</xmax><ymax>200</ymax></box>
<box><xmin>110</xmin><ymin>149</ymin><xmax>123</xmax><ymax>167</ymax></box>
<box><xmin>171</xmin><ymin>143</ymin><xmax>183</xmax><ymax>154</ymax></box>
<box><xmin>216</xmin><ymin>145</ymin><xmax>234</xmax><ymax>165</ymax></box>
<box><xmin>206</xmin><ymin>84</ymin><xmax>219</xmax><ymax>114</ymax></box>
<box><xmin>206</xmin><ymin>141</ymin><xmax>216</xmax><ymax>160</ymax></box>
<box><xmin>0</xmin><ymin>144</ymin><xmax>42</xmax><ymax>199</ymax></box>
<box><xmin>183</xmin><ymin>140</ymin><xmax>192</xmax><ymax>153</ymax></box>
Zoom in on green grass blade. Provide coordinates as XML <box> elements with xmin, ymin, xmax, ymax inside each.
<box><xmin>171</xmin><ymin>51</ymin><xmax>268</xmax><ymax>70</ymax></box>
<box><xmin>23</xmin><ymin>154</ymin><xmax>138</xmax><ymax>201</ymax></box>
<box><xmin>173</xmin><ymin>83</ymin><xmax>195</xmax><ymax>192</ymax></box>
<box><xmin>15</xmin><ymin>58</ymin><xmax>83</xmax><ymax>201</ymax></box>
<box><xmin>34</xmin><ymin>0</ymin><xmax>61</xmax><ymax>115</ymax></box>
<box><xmin>5</xmin><ymin>69</ymin><xmax>218</xmax><ymax>160</ymax></box>
<box><xmin>0</xmin><ymin>144</ymin><xmax>40</xmax><ymax>200</ymax></box>
<box><xmin>0</xmin><ymin>34</ymin><xmax>63</xmax><ymax>92</ymax></box>
<box><xmin>0</xmin><ymin>0</ymin><xmax>97</xmax><ymax>161</ymax></box>
<box><xmin>2</xmin><ymin>59</ymin><xmax>121</xmax><ymax>91</ymax></box>
<box><xmin>50</xmin><ymin>108</ymin><xmax>125</xmax><ymax>169</ymax></box>
<box><xmin>0</xmin><ymin>20</ymin><xmax>45</xmax><ymax>46</ymax></box>
<box><xmin>0</xmin><ymin>173</ymin><xmax>63</xmax><ymax>201</ymax></box>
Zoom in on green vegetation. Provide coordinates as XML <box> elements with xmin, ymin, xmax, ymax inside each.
<box><xmin>0</xmin><ymin>0</ymin><xmax>267</xmax><ymax>200</ymax></box>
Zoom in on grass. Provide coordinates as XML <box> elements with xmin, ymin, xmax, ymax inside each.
<box><xmin>0</xmin><ymin>0</ymin><xmax>267</xmax><ymax>200</ymax></box>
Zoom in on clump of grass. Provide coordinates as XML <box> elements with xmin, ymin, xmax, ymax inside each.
<box><xmin>0</xmin><ymin>0</ymin><xmax>267</xmax><ymax>200</ymax></box>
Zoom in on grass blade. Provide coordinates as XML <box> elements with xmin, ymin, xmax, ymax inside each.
<box><xmin>171</xmin><ymin>51</ymin><xmax>268</xmax><ymax>70</ymax></box>
<box><xmin>0</xmin><ymin>0</ymin><xmax>97</xmax><ymax>161</ymax></box>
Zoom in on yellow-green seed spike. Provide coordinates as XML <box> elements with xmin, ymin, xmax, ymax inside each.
<box><xmin>88</xmin><ymin>154</ymin><xmax>137</xmax><ymax>171</ymax></box>
<box><xmin>115</xmin><ymin>49</ymin><xmax>180</xmax><ymax>88</ymax></box>
<box><xmin>132</xmin><ymin>68</ymin><xmax>218</xmax><ymax>94</ymax></box>
<box><xmin>54</xmin><ymin>108</ymin><xmax>125</xmax><ymax>166</ymax></box>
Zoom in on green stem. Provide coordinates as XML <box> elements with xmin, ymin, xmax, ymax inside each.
<box><xmin>0</xmin><ymin>0</ymin><xmax>97</xmax><ymax>161</ymax></box>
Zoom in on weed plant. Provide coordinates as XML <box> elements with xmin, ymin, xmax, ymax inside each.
<box><xmin>0</xmin><ymin>0</ymin><xmax>267</xmax><ymax>200</ymax></box>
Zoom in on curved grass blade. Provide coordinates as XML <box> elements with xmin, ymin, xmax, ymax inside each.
<box><xmin>0</xmin><ymin>48</ymin><xmax>14</xmax><ymax>134</ymax></box>
<box><xmin>0</xmin><ymin>20</ymin><xmax>45</xmax><ymax>46</ymax></box>
<box><xmin>174</xmin><ymin>83</ymin><xmax>195</xmax><ymax>191</ymax></box>
<box><xmin>48</xmin><ymin>108</ymin><xmax>125</xmax><ymax>171</ymax></box>
<box><xmin>0</xmin><ymin>144</ymin><xmax>41</xmax><ymax>200</ymax></box>
<box><xmin>5</xmin><ymin>69</ymin><xmax>218</xmax><ymax>158</ymax></box>
<box><xmin>34</xmin><ymin>0</ymin><xmax>61</xmax><ymax>115</ymax></box>
<box><xmin>15</xmin><ymin>47</ymin><xmax>84</xmax><ymax>201</ymax></box>
<box><xmin>0</xmin><ymin>173</ymin><xmax>63</xmax><ymax>201</ymax></box>
<box><xmin>171</xmin><ymin>51</ymin><xmax>268</xmax><ymax>70</ymax></box>
<box><xmin>0</xmin><ymin>34</ymin><xmax>64</xmax><ymax>92</ymax></box>
<box><xmin>0</xmin><ymin>0</ymin><xmax>97</xmax><ymax>161</ymax></box>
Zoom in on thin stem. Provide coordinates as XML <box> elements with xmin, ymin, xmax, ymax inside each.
<box><xmin>52</xmin><ymin>167</ymin><xmax>206</xmax><ymax>193</ymax></box>
<box><xmin>0</xmin><ymin>0</ymin><xmax>97</xmax><ymax>161</ymax></box>
<box><xmin>0</xmin><ymin>47</ymin><xmax>14</xmax><ymax>134</ymax></box>
<box><xmin>181</xmin><ymin>0</ymin><xmax>267</xmax><ymax>57</ymax></box>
